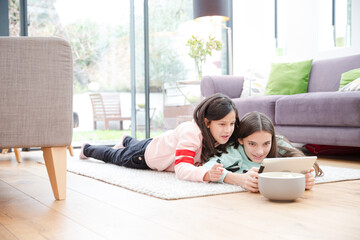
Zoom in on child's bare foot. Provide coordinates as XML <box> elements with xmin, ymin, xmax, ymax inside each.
<box><xmin>113</xmin><ymin>134</ymin><xmax>129</xmax><ymax>149</ymax></box>
<box><xmin>79</xmin><ymin>143</ymin><xmax>89</xmax><ymax>159</ymax></box>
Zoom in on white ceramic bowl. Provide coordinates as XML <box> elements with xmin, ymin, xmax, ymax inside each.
<box><xmin>258</xmin><ymin>172</ymin><xmax>305</xmax><ymax>201</ymax></box>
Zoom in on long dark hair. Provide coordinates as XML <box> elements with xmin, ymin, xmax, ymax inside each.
<box><xmin>193</xmin><ymin>93</ymin><xmax>240</xmax><ymax>163</ymax></box>
<box><xmin>235</xmin><ymin>111</ymin><xmax>323</xmax><ymax>177</ymax></box>
<box><xmin>235</xmin><ymin>111</ymin><xmax>277</xmax><ymax>158</ymax></box>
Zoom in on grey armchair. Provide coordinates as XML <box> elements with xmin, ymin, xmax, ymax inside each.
<box><xmin>0</xmin><ymin>37</ymin><xmax>73</xmax><ymax>200</ymax></box>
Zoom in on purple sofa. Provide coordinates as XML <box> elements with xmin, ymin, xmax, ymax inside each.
<box><xmin>201</xmin><ymin>54</ymin><xmax>360</xmax><ymax>147</ymax></box>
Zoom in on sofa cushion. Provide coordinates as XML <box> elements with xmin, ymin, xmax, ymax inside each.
<box><xmin>275</xmin><ymin>91</ymin><xmax>360</xmax><ymax>127</ymax></box>
<box><xmin>233</xmin><ymin>95</ymin><xmax>284</xmax><ymax>124</ymax></box>
<box><xmin>265</xmin><ymin>59</ymin><xmax>312</xmax><ymax>95</ymax></box>
<box><xmin>241</xmin><ymin>69</ymin><xmax>268</xmax><ymax>98</ymax></box>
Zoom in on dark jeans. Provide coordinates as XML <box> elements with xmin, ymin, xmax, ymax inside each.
<box><xmin>83</xmin><ymin>136</ymin><xmax>152</xmax><ymax>170</ymax></box>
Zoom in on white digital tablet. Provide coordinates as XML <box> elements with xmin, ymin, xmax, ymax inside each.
<box><xmin>258</xmin><ymin>156</ymin><xmax>317</xmax><ymax>174</ymax></box>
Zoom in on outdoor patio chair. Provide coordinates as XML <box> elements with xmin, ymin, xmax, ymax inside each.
<box><xmin>89</xmin><ymin>93</ymin><xmax>131</xmax><ymax>130</ymax></box>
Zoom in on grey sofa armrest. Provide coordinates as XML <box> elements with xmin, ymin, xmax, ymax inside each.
<box><xmin>0</xmin><ymin>37</ymin><xmax>73</xmax><ymax>200</ymax></box>
<box><xmin>200</xmin><ymin>75</ymin><xmax>245</xmax><ymax>98</ymax></box>
<box><xmin>0</xmin><ymin>37</ymin><xmax>73</xmax><ymax>148</ymax></box>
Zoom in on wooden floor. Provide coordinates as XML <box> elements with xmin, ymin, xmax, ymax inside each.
<box><xmin>0</xmin><ymin>150</ymin><xmax>359</xmax><ymax>240</ymax></box>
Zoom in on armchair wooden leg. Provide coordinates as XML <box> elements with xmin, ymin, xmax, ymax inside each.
<box><xmin>67</xmin><ymin>145</ymin><xmax>74</xmax><ymax>156</ymax></box>
<box><xmin>41</xmin><ymin>147</ymin><xmax>67</xmax><ymax>200</ymax></box>
<box><xmin>1</xmin><ymin>149</ymin><xmax>9</xmax><ymax>154</ymax></box>
<box><xmin>13</xmin><ymin>148</ymin><xmax>22</xmax><ymax>163</ymax></box>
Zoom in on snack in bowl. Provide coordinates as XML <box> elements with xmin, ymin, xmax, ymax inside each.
<box><xmin>258</xmin><ymin>172</ymin><xmax>305</xmax><ymax>201</ymax></box>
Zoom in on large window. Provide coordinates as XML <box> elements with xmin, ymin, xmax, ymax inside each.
<box><xmin>8</xmin><ymin>0</ymin><xmax>20</xmax><ymax>36</ymax></box>
<box><xmin>147</xmin><ymin>0</ymin><xmax>227</xmax><ymax>132</ymax></box>
<box><xmin>6</xmin><ymin>0</ymin><xmax>229</xmax><ymax>144</ymax></box>
<box><xmin>25</xmin><ymin>0</ymin><xmax>132</xmax><ymax>145</ymax></box>
<box><xmin>148</xmin><ymin>0</ymin><xmax>195</xmax><ymax>132</ymax></box>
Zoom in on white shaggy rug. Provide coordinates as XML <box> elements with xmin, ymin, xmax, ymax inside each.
<box><xmin>42</xmin><ymin>157</ymin><xmax>360</xmax><ymax>200</ymax></box>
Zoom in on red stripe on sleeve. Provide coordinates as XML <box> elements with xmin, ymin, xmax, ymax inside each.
<box><xmin>175</xmin><ymin>149</ymin><xmax>196</xmax><ymax>157</ymax></box>
<box><xmin>175</xmin><ymin>156</ymin><xmax>194</xmax><ymax>165</ymax></box>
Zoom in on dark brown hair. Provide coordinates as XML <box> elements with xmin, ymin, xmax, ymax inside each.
<box><xmin>193</xmin><ymin>93</ymin><xmax>240</xmax><ymax>163</ymax></box>
<box><xmin>235</xmin><ymin>111</ymin><xmax>278</xmax><ymax>158</ymax></box>
<box><xmin>235</xmin><ymin>111</ymin><xmax>323</xmax><ymax>177</ymax></box>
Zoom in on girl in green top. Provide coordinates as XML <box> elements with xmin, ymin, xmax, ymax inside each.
<box><xmin>203</xmin><ymin>111</ymin><xmax>323</xmax><ymax>192</ymax></box>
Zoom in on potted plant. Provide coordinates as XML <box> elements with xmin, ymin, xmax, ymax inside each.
<box><xmin>186</xmin><ymin>35</ymin><xmax>223</xmax><ymax>81</ymax></box>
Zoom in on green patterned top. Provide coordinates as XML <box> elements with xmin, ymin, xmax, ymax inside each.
<box><xmin>203</xmin><ymin>135</ymin><xmax>298</xmax><ymax>183</ymax></box>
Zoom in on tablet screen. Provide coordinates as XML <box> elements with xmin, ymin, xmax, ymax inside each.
<box><xmin>259</xmin><ymin>156</ymin><xmax>317</xmax><ymax>174</ymax></box>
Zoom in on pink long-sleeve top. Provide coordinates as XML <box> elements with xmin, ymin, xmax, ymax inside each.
<box><xmin>144</xmin><ymin>121</ymin><xmax>209</xmax><ymax>182</ymax></box>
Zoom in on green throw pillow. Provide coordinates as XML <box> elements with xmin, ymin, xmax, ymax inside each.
<box><xmin>265</xmin><ymin>59</ymin><xmax>313</xmax><ymax>95</ymax></box>
<box><xmin>339</xmin><ymin>68</ymin><xmax>360</xmax><ymax>90</ymax></box>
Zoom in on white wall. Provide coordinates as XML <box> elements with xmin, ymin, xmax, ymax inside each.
<box><xmin>232</xmin><ymin>0</ymin><xmax>274</xmax><ymax>75</ymax></box>
<box><xmin>233</xmin><ymin>0</ymin><xmax>360</xmax><ymax>76</ymax></box>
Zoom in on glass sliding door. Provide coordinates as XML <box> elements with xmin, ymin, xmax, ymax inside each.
<box><xmin>8</xmin><ymin>0</ymin><xmax>231</xmax><ymax>143</ymax></box>
<box><xmin>26</xmin><ymin>0</ymin><xmax>132</xmax><ymax>145</ymax></box>
<box><xmin>149</xmin><ymin>0</ymin><xmax>194</xmax><ymax>134</ymax></box>
<box><xmin>8</xmin><ymin>0</ymin><xmax>20</xmax><ymax>36</ymax></box>
<box><xmin>146</xmin><ymin>0</ymin><xmax>227</xmax><ymax>135</ymax></box>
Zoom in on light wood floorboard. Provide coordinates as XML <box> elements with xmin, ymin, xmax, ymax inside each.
<box><xmin>0</xmin><ymin>150</ymin><xmax>359</xmax><ymax>240</ymax></box>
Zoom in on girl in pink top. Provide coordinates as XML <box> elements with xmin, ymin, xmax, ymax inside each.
<box><xmin>80</xmin><ymin>93</ymin><xmax>240</xmax><ymax>182</ymax></box>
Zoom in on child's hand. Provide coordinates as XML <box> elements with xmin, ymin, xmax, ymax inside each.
<box><xmin>242</xmin><ymin>167</ymin><xmax>259</xmax><ymax>192</ymax></box>
<box><xmin>204</xmin><ymin>163</ymin><xmax>224</xmax><ymax>182</ymax></box>
<box><xmin>305</xmin><ymin>168</ymin><xmax>315</xmax><ymax>190</ymax></box>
